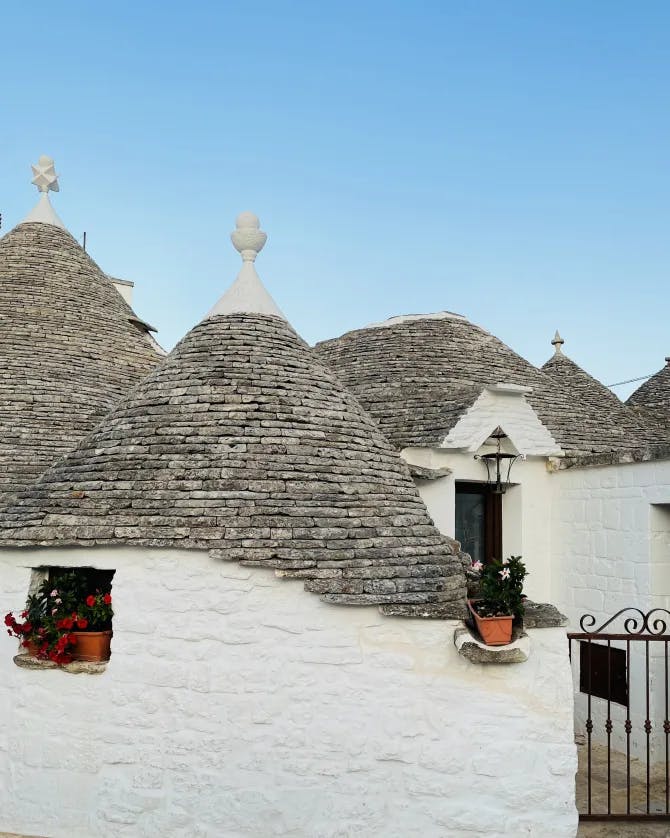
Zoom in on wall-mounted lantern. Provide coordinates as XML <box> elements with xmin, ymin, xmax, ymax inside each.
<box><xmin>474</xmin><ymin>427</ymin><xmax>523</xmax><ymax>494</ymax></box>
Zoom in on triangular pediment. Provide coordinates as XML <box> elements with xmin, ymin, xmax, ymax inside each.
<box><xmin>440</xmin><ymin>385</ymin><xmax>563</xmax><ymax>456</ymax></box>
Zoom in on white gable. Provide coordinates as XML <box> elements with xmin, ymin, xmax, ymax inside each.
<box><xmin>441</xmin><ymin>384</ymin><xmax>563</xmax><ymax>456</ymax></box>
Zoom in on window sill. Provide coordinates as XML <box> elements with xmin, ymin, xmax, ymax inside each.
<box><xmin>13</xmin><ymin>653</ymin><xmax>107</xmax><ymax>675</ymax></box>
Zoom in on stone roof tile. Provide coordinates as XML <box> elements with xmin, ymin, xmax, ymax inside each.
<box><xmin>627</xmin><ymin>359</ymin><xmax>670</xmax><ymax>413</ymax></box>
<box><xmin>0</xmin><ymin>222</ymin><xmax>162</xmax><ymax>505</ymax></box>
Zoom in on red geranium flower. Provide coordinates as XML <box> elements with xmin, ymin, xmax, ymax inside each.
<box><xmin>103</xmin><ymin>594</ymin><xmax>112</xmax><ymax>605</ymax></box>
<box><xmin>86</xmin><ymin>595</ymin><xmax>96</xmax><ymax>607</ymax></box>
<box><xmin>76</xmin><ymin>617</ymin><xmax>88</xmax><ymax>630</ymax></box>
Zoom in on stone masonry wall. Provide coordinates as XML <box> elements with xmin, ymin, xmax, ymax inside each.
<box><xmin>551</xmin><ymin>459</ymin><xmax>670</xmax><ymax>630</ymax></box>
<box><xmin>0</xmin><ymin>547</ymin><xmax>577</xmax><ymax>838</ymax></box>
<box><xmin>551</xmin><ymin>458</ymin><xmax>670</xmax><ymax>760</ymax></box>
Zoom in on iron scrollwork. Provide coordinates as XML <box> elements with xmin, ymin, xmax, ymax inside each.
<box><xmin>579</xmin><ymin>607</ymin><xmax>670</xmax><ymax>636</ymax></box>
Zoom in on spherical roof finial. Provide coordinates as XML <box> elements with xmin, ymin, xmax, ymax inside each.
<box><xmin>31</xmin><ymin>155</ymin><xmax>60</xmax><ymax>194</ymax></box>
<box><xmin>551</xmin><ymin>330</ymin><xmax>565</xmax><ymax>355</ymax></box>
<box><xmin>231</xmin><ymin>211</ymin><xmax>267</xmax><ymax>263</ymax></box>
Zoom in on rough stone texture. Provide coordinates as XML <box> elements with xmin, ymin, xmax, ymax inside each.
<box><xmin>0</xmin><ymin>547</ymin><xmax>579</xmax><ymax>838</ymax></box>
<box><xmin>542</xmin><ymin>351</ymin><xmax>625</xmax><ymax>416</ymax></box>
<box><xmin>0</xmin><ymin>222</ymin><xmax>162</xmax><ymax>506</ymax></box>
<box><xmin>522</xmin><ymin>600</ymin><xmax>569</xmax><ymax>628</ymax></box>
<box><xmin>314</xmin><ymin>315</ymin><xmax>667</xmax><ymax>456</ymax></box>
<box><xmin>627</xmin><ymin>358</ymin><xmax>670</xmax><ymax>412</ymax></box>
<box><xmin>453</xmin><ymin>625</ymin><xmax>530</xmax><ymax>664</ymax></box>
<box><xmin>406</xmin><ymin>463</ymin><xmax>452</xmax><ymax>481</ymax></box>
<box><xmin>556</xmin><ymin>443</ymin><xmax>670</xmax><ymax>470</ymax></box>
<box><xmin>0</xmin><ymin>313</ymin><xmax>465</xmax><ymax>615</ymax></box>
<box><xmin>13</xmin><ymin>654</ymin><xmax>106</xmax><ymax>675</ymax></box>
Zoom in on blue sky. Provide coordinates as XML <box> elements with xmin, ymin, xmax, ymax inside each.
<box><xmin>2</xmin><ymin>1</ymin><xmax>668</xmax><ymax>398</ymax></box>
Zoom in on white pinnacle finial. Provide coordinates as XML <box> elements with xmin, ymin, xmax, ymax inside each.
<box><xmin>203</xmin><ymin>212</ymin><xmax>285</xmax><ymax>321</ymax></box>
<box><xmin>31</xmin><ymin>155</ymin><xmax>60</xmax><ymax>193</ymax></box>
<box><xmin>551</xmin><ymin>330</ymin><xmax>565</xmax><ymax>355</ymax></box>
<box><xmin>20</xmin><ymin>155</ymin><xmax>66</xmax><ymax>230</ymax></box>
<box><xmin>230</xmin><ymin>212</ymin><xmax>267</xmax><ymax>262</ymax></box>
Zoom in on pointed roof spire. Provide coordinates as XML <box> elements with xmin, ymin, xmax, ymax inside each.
<box><xmin>21</xmin><ymin>155</ymin><xmax>66</xmax><ymax>230</ymax></box>
<box><xmin>205</xmin><ymin>211</ymin><xmax>285</xmax><ymax>321</ymax></box>
<box><xmin>551</xmin><ymin>330</ymin><xmax>565</xmax><ymax>356</ymax></box>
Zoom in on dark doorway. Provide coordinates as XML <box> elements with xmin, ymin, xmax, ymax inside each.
<box><xmin>455</xmin><ymin>482</ymin><xmax>502</xmax><ymax>564</ymax></box>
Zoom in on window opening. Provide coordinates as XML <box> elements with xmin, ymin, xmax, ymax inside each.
<box><xmin>455</xmin><ymin>482</ymin><xmax>502</xmax><ymax>564</ymax></box>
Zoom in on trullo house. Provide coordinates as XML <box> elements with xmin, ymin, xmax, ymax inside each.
<box><xmin>0</xmin><ymin>210</ymin><xmax>578</xmax><ymax>838</ymax></box>
<box><xmin>0</xmin><ymin>156</ymin><xmax>162</xmax><ymax>508</ymax></box>
<box><xmin>315</xmin><ymin>320</ymin><xmax>670</xmax><ymax>633</ymax></box>
<box><xmin>315</xmin><ymin>307</ymin><xmax>670</xmax><ymax>769</ymax></box>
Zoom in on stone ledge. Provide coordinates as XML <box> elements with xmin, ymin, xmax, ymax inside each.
<box><xmin>13</xmin><ymin>654</ymin><xmax>107</xmax><ymax>675</ymax></box>
<box><xmin>454</xmin><ymin>625</ymin><xmax>529</xmax><ymax>664</ymax></box>
<box><xmin>522</xmin><ymin>600</ymin><xmax>568</xmax><ymax>628</ymax></box>
<box><xmin>407</xmin><ymin>463</ymin><xmax>453</xmax><ymax>481</ymax></box>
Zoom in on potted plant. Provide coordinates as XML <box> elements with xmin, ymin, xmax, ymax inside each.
<box><xmin>468</xmin><ymin>556</ymin><xmax>527</xmax><ymax>646</ymax></box>
<box><xmin>69</xmin><ymin>591</ymin><xmax>113</xmax><ymax>662</ymax></box>
<box><xmin>5</xmin><ymin>569</ymin><xmax>113</xmax><ymax>665</ymax></box>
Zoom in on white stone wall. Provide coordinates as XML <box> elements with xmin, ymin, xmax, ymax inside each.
<box><xmin>551</xmin><ymin>459</ymin><xmax>670</xmax><ymax>760</ymax></box>
<box><xmin>551</xmin><ymin>459</ymin><xmax>670</xmax><ymax>631</ymax></box>
<box><xmin>0</xmin><ymin>547</ymin><xmax>578</xmax><ymax>838</ymax></box>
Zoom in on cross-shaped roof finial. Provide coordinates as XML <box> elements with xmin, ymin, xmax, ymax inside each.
<box><xmin>31</xmin><ymin>155</ymin><xmax>60</xmax><ymax>193</ymax></box>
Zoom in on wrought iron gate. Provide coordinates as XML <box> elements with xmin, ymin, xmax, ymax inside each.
<box><xmin>568</xmin><ymin>608</ymin><xmax>670</xmax><ymax>821</ymax></box>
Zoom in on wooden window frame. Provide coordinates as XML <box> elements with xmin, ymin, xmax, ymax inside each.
<box><xmin>455</xmin><ymin>482</ymin><xmax>503</xmax><ymax>564</ymax></box>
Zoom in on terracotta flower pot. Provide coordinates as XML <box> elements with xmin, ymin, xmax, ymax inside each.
<box><xmin>21</xmin><ymin>638</ymin><xmax>39</xmax><ymax>656</ymax></box>
<box><xmin>71</xmin><ymin>630</ymin><xmax>112</xmax><ymax>662</ymax></box>
<box><xmin>468</xmin><ymin>600</ymin><xmax>513</xmax><ymax>646</ymax></box>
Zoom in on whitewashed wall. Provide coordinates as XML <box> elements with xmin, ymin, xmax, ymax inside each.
<box><xmin>0</xmin><ymin>547</ymin><xmax>578</xmax><ymax>838</ymax></box>
<box><xmin>551</xmin><ymin>458</ymin><xmax>670</xmax><ymax>760</ymax></box>
<box><xmin>551</xmin><ymin>459</ymin><xmax>670</xmax><ymax>635</ymax></box>
<box><xmin>403</xmin><ymin>447</ymin><xmax>554</xmax><ymax>603</ymax></box>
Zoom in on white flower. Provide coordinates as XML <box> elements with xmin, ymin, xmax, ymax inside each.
<box><xmin>499</xmin><ymin>568</ymin><xmax>511</xmax><ymax>580</ymax></box>
<box><xmin>55</xmin><ymin>598</ymin><xmax>62</xmax><ymax>605</ymax></box>
<box><xmin>50</xmin><ymin>589</ymin><xmax>58</xmax><ymax>597</ymax></box>
<box><xmin>502</xmin><ymin>557</ymin><xmax>510</xmax><ymax>565</ymax></box>
<box><xmin>471</xmin><ymin>560</ymin><xmax>483</xmax><ymax>572</ymax></box>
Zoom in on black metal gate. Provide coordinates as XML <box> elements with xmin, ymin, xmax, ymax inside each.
<box><xmin>568</xmin><ymin>608</ymin><xmax>670</xmax><ymax>821</ymax></box>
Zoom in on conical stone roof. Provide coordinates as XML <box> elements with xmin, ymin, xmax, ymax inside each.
<box><xmin>0</xmin><ymin>221</ymin><xmax>162</xmax><ymax>505</ymax></box>
<box><xmin>542</xmin><ymin>352</ymin><xmax>621</xmax><ymax>415</ymax></box>
<box><xmin>627</xmin><ymin>359</ymin><xmax>670</xmax><ymax>413</ymax></box>
<box><xmin>0</xmin><ymin>215</ymin><xmax>466</xmax><ymax>618</ymax></box>
<box><xmin>314</xmin><ymin>314</ymin><xmax>661</xmax><ymax>455</ymax></box>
